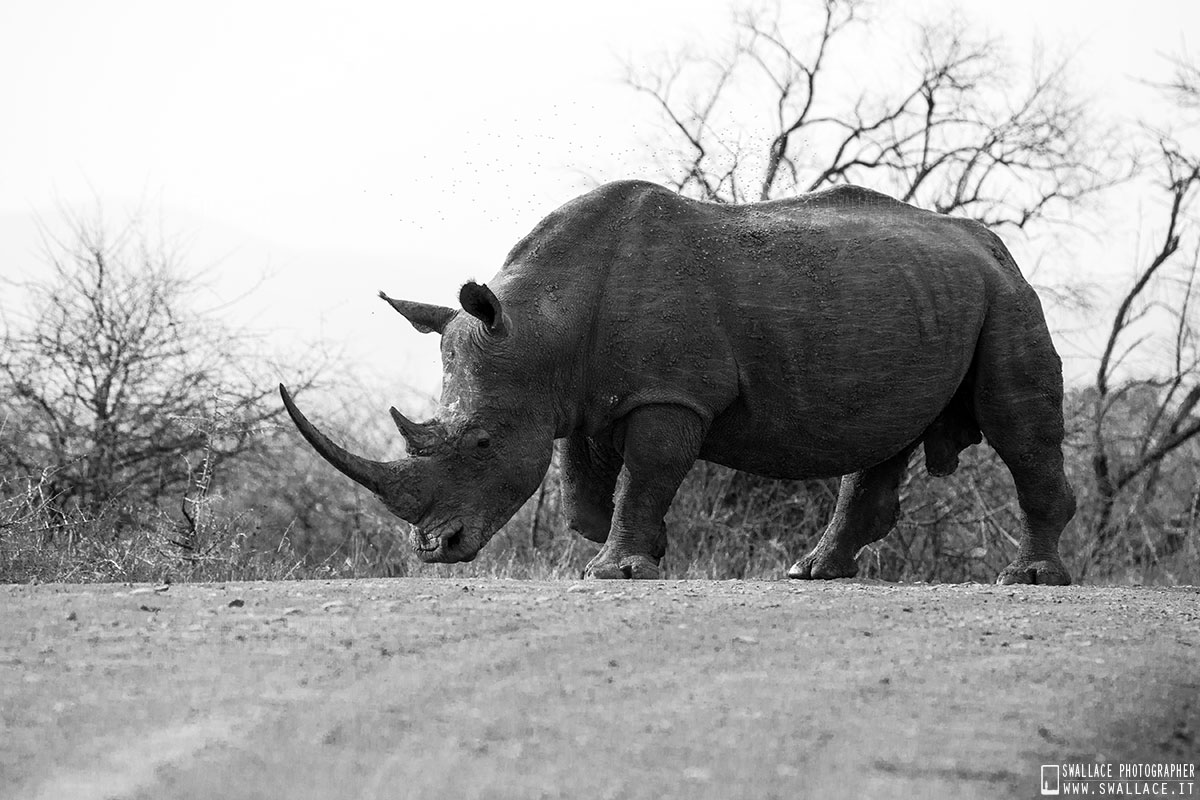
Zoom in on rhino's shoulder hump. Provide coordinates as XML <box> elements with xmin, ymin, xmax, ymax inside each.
<box><xmin>555</xmin><ymin>180</ymin><xmax>684</xmax><ymax>222</ymax></box>
<box><xmin>588</xmin><ymin>179</ymin><xmax>677</xmax><ymax>204</ymax></box>
<box><xmin>500</xmin><ymin>181</ymin><xmax>681</xmax><ymax>275</ymax></box>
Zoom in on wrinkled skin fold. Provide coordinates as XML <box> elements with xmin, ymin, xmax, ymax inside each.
<box><xmin>283</xmin><ymin>180</ymin><xmax>1076</xmax><ymax>584</ymax></box>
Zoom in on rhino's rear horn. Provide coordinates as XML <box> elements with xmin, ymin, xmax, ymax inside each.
<box><xmin>390</xmin><ymin>407</ymin><xmax>444</xmax><ymax>453</ymax></box>
<box><xmin>378</xmin><ymin>291</ymin><xmax>456</xmax><ymax>335</ymax></box>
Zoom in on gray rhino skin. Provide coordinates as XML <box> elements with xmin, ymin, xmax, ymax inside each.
<box><xmin>281</xmin><ymin>180</ymin><xmax>1076</xmax><ymax>584</ymax></box>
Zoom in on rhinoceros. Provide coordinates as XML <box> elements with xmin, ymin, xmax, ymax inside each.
<box><xmin>281</xmin><ymin>180</ymin><xmax>1076</xmax><ymax>584</ymax></box>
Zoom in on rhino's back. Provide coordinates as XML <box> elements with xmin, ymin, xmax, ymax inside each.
<box><xmin>697</xmin><ymin>191</ymin><xmax>999</xmax><ymax>476</ymax></box>
<box><xmin>503</xmin><ymin>181</ymin><xmax>1023</xmax><ymax>477</ymax></box>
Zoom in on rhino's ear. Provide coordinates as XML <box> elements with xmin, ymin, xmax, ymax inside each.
<box><xmin>378</xmin><ymin>291</ymin><xmax>456</xmax><ymax>335</ymax></box>
<box><xmin>459</xmin><ymin>282</ymin><xmax>506</xmax><ymax>336</ymax></box>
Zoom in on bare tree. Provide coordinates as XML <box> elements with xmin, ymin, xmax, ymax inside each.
<box><xmin>0</xmin><ymin>207</ymin><xmax>314</xmax><ymax>533</ymax></box>
<box><xmin>1088</xmin><ymin>73</ymin><xmax>1200</xmax><ymax>570</ymax></box>
<box><xmin>625</xmin><ymin>0</ymin><xmax>1113</xmax><ymax>227</ymax></box>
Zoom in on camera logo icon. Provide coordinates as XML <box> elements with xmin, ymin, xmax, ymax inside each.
<box><xmin>1041</xmin><ymin>765</ymin><xmax>1060</xmax><ymax>795</ymax></box>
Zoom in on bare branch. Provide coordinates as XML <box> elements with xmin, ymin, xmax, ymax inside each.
<box><xmin>1096</xmin><ymin>144</ymin><xmax>1199</xmax><ymax>396</ymax></box>
<box><xmin>628</xmin><ymin>1</ymin><xmax>1114</xmax><ymax>232</ymax></box>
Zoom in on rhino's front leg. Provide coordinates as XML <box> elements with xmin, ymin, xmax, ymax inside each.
<box><xmin>583</xmin><ymin>404</ymin><xmax>705</xmax><ymax>580</ymax></box>
<box><xmin>559</xmin><ymin>432</ymin><xmax>623</xmax><ymax>544</ymax></box>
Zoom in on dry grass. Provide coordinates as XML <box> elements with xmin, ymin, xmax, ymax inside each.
<box><xmin>3</xmin><ymin>446</ymin><xmax>1197</xmax><ymax>586</ymax></box>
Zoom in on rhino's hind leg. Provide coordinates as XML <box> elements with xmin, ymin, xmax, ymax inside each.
<box><xmin>974</xmin><ymin>300</ymin><xmax>1076</xmax><ymax>585</ymax></box>
<box><xmin>559</xmin><ymin>432</ymin><xmax>623</xmax><ymax>544</ymax></box>
<box><xmin>788</xmin><ymin>444</ymin><xmax>917</xmax><ymax>580</ymax></box>
<box><xmin>583</xmin><ymin>405</ymin><xmax>705</xmax><ymax>580</ymax></box>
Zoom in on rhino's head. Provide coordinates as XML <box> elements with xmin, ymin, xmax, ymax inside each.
<box><xmin>281</xmin><ymin>281</ymin><xmax>554</xmax><ymax>563</ymax></box>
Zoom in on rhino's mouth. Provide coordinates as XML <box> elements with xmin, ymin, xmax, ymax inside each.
<box><xmin>412</xmin><ymin>521</ymin><xmax>477</xmax><ymax>563</ymax></box>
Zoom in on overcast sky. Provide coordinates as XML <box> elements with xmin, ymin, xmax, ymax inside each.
<box><xmin>1</xmin><ymin>0</ymin><xmax>1197</xmax><ymax>400</ymax></box>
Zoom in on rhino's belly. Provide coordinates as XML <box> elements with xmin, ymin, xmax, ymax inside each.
<box><xmin>698</xmin><ymin>374</ymin><xmax>958</xmax><ymax>479</ymax></box>
<box><xmin>697</xmin><ymin>289</ymin><xmax>983</xmax><ymax>477</ymax></box>
<box><xmin>700</xmin><ymin>422</ymin><xmax>921</xmax><ymax>479</ymax></box>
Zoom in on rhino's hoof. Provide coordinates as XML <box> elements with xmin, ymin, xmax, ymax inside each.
<box><xmin>787</xmin><ymin>550</ymin><xmax>858</xmax><ymax>580</ymax></box>
<box><xmin>584</xmin><ymin>554</ymin><xmax>661</xmax><ymax>580</ymax></box>
<box><xmin>996</xmin><ymin>558</ymin><xmax>1071</xmax><ymax>586</ymax></box>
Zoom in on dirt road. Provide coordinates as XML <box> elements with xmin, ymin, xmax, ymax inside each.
<box><xmin>2</xmin><ymin>579</ymin><xmax>1196</xmax><ymax>799</ymax></box>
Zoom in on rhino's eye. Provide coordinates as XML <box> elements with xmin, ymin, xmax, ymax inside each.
<box><xmin>463</xmin><ymin>428</ymin><xmax>491</xmax><ymax>452</ymax></box>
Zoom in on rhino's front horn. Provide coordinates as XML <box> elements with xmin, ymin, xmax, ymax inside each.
<box><xmin>389</xmin><ymin>407</ymin><xmax>443</xmax><ymax>453</ymax></box>
<box><xmin>280</xmin><ymin>384</ymin><xmax>393</xmax><ymax>495</ymax></box>
<box><xmin>280</xmin><ymin>385</ymin><xmax>430</xmax><ymax>523</ymax></box>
